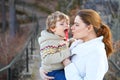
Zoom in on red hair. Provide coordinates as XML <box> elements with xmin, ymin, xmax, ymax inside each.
<box><xmin>77</xmin><ymin>9</ymin><xmax>114</xmax><ymax>57</ymax></box>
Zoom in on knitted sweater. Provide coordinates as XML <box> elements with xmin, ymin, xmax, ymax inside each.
<box><xmin>38</xmin><ymin>30</ymin><xmax>70</xmax><ymax>72</ymax></box>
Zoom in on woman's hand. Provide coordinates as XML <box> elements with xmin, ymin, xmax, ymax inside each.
<box><xmin>39</xmin><ymin>67</ymin><xmax>54</xmax><ymax>80</ymax></box>
<box><xmin>62</xmin><ymin>58</ymin><xmax>71</xmax><ymax>66</ymax></box>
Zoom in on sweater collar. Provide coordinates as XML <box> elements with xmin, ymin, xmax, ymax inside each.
<box><xmin>81</xmin><ymin>36</ymin><xmax>103</xmax><ymax>46</ymax></box>
<box><xmin>38</xmin><ymin>30</ymin><xmax>63</xmax><ymax>44</ymax></box>
<box><xmin>71</xmin><ymin>36</ymin><xmax>104</xmax><ymax>55</ymax></box>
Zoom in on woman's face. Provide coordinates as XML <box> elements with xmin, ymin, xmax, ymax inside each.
<box><xmin>71</xmin><ymin>15</ymin><xmax>89</xmax><ymax>41</ymax></box>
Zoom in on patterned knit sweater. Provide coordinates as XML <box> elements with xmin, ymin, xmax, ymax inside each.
<box><xmin>38</xmin><ymin>30</ymin><xmax>70</xmax><ymax>72</ymax></box>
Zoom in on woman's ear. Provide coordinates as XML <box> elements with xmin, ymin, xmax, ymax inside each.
<box><xmin>87</xmin><ymin>24</ymin><xmax>94</xmax><ymax>32</ymax></box>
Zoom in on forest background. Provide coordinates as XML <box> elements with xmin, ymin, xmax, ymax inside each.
<box><xmin>0</xmin><ymin>0</ymin><xmax>120</xmax><ymax>80</ymax></box>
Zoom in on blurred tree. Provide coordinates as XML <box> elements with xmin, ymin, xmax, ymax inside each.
<box><xmin>9</xmin><ymin>0</ymin><xmax>19</xmax><ymax>37</ymax></box>
<box><xmin>57</xmin><ymin>0</ymin><xmax>68</xmax><ymax>13</ymax></box>
<box><xmin>1</xmin><ymin>0</ymin><xmax>7</xmax><ymax>32</ymax></box>
<box><xmin>57</xmin><ymin>0</ymin><xmax>82</xmax><ymax>14</ymax></box>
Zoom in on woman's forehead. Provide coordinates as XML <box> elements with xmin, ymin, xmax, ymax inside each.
<box><xmin>75</xmin><ymin>16</ymin><xmax>82</xmax><ymax>23</ymax></box>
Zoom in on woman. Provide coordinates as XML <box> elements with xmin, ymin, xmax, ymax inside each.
<box><xmin>40</xmin><ymin>9</ymin><xmax>114</xmax><ymax>80</ymax></box>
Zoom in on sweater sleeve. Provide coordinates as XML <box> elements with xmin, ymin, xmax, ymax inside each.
<box><xmin>83</xmin><ymin>53</ymin><xmax>108</xmax><ymax>80</ymax></box>
<box><xmin>40</xmin><ymin>39</ymin><xmax>71</xmax><ymax>64</ymax></box>
<box><xmin>41</xmin><ymin>47</ymin><xmax>70</xmax><ymax>64</ymax></box>
<box><xmin>65</xmin><ymin>63</ymin><xmax>83</xmax><ymax>80</ymax></box>
<box><xmin>65</xmin><ymin>53</ymin><xmax>108</xmax><ymax>80</ymax></box>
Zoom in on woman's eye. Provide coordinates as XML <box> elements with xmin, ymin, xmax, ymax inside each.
<box><xmin>60</xmin><ymin>24</ymin><xmax>63</xmax><ymax>25</ymax></box>
<box><xmin>75</xmin><ymin>24</ymin><xmax>79</xmax><ymax>26</ymax></box>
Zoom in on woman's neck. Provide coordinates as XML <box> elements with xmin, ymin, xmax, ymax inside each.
<box><xmin>82</xmin><ymin>32</ymin><xmax>97</xmax><ymax>42</ymax></box>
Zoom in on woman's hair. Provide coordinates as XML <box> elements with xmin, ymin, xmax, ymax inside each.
<box><xmin>77</xmin><ymin>9</ymin><xmax>113</xmax><ymax>57</ymax></box>
<box><xmin>46</xmin><ymin>11</ymin><xmax>69</xmax><ymax>33</ymax></box>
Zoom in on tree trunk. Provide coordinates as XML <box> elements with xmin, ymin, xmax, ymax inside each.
<box><xmin>78</xmin><ymin>0</ymin><xmax>82</xmax><ymax>6</ymax></box>
<box><xmin>9</xmin><ymin>0</ymin><xmax>18</xmax><ymax>37</ymax></box>
<box><xmin>1</xmin><ymin>0</ymin><xmax>7</xmax><ymax>32</ymax></box>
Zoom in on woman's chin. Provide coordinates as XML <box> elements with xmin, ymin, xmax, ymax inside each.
<box><xmin>72</xmin><ymin>35</ymin><xmax>75</xmax><ymax>38</ymax></box>
<box><xmin>73</xmin><ymin>36</ymin><xmax>78</xmax><ymax>39</ymax></box>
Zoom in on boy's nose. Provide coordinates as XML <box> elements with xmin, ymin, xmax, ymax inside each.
<box><xmin>66</xmin><ymin>24</ymin><xmax>70</xmax><ymax>27</ymax></box>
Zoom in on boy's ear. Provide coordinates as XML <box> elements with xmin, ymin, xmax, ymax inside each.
<box><xmin>50</xmin><ymin>27</ymin><xmax>56</xmax><ymax>32</ymax></box>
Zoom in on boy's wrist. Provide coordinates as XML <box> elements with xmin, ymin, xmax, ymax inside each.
<box><xmin>62</xmin><ymin>58</ymin><xmax>71</xmax><ymax>66</ymax></box>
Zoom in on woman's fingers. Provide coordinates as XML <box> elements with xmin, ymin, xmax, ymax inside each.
<box><xmin>44</xmin><ymin>75</ymin><xmax>54</xmax><ymax>80</ymax></box>
<box><xmin>39</xmin><ymin>67</ymin><xmax>54</xmax><ymax>80</ymax></box>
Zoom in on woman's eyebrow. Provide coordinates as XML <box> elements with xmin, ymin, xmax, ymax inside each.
<box><xmin>74</xmin><ymin>22</ymin><xmax>79</xmax><ymax>24</ymax></box>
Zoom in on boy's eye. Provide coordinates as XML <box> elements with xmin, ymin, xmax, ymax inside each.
<box><xmin>76</xmin><ymin>25</ymin><xmax>79</xmax><ymax>26</ymax></box>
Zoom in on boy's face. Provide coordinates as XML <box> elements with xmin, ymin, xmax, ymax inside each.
<box><xmin>52</xmin><ymin>19</ymin><xmax>69</xmax><ymax>39</ymax></box>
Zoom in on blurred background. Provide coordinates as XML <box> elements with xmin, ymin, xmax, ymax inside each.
<box><xmin>0</xmin><ymin>0</ymin><xmax>120</xmax><ymax>80</ymax></box>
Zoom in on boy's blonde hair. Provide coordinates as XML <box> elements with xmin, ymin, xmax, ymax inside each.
<box><xmin>46</xmin><ymin>11</ymin><xmax>69</xmax><ymax>33</ymax></box>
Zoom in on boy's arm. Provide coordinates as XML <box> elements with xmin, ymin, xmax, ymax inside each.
<box><xmin>41</xmin><ymin>45</ymin><xmax>70</xmax><ymax>64</ymax></box>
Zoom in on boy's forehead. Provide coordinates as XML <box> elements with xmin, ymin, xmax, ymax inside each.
<box><xmin>57</xmin><ymin>19</ymin><xmax>69</xmax><ymax>22</ymax></box>
<box><xmin>57</xmin><ymin>17</ymin><xmax>66</xmax><ymax>21</ymax></box>
<box><xmin>57</xmin><ymin>16</ymin><xmax>66</xmax><ymax>20</ymax></box>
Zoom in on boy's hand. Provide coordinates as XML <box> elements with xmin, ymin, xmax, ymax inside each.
<box><xmin>62</xmin><ymin>58</ymin><xmax>71</xmax><ymax>66</ymax></box>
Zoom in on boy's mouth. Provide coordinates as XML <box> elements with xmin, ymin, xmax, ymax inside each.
<box><xmin>64</xmin><ymin>29</ymin><xmax>69</xmax><ymax>41</ymax></box>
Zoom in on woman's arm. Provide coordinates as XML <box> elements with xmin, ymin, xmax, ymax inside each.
<box><xmin>63</xmin><ymin>58</ymin><xmax>83</xmax><ymax>80</ymax></box>
<box><xmin>84</xmin><ymin>53</ymin><xmax>108</xmax><ymax>80</ymax></box>
<box><xmin>63</xmin><ymin>53</ymin><xmax>108</xmax><ymax>80</ymax></box>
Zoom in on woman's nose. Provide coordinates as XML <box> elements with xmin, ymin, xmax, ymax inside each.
<box><xmin>71</xmin><ymin>25</ymin><xmax>74</xmax><ymax>30</ymax></box>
